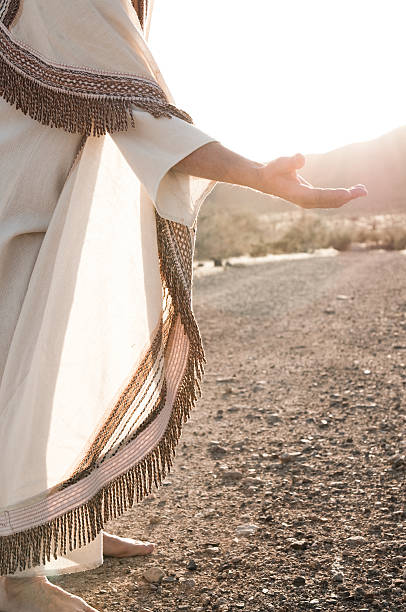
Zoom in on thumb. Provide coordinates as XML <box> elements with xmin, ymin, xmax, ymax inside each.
<box><xmin>272</xmin><ymin>153</ymin><xmax>305</xmax><ymax>173</ymax></box>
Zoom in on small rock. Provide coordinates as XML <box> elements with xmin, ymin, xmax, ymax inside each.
<box><xmin>186</xmin><ymin>559</ymin><xmax>198</xmax><ymax>571</ymax></box>
<box><xmin>216</xmin><ymin>597</ymin><xmax>227</xmax><ymax>605</ymax></box>
<box><xmin>179</xmin><ymin>578</ymin><xmax>196</xmax><ymax>591</ymax></box>
<box><xmin>336</xmin><ymin>294</ymin><xmax>350</xmax><ymax>300</ymax></box>
<box><xmin>290</xmin><ymin>539</ymin><xmax>308</xmax><ymax>550</ymax></box>
<box><xmin>345</xmin><ymin>535</ymin><xmax>367</xmax><ymax>547</ymax></box>
<box><xmin>293</xmin><ymin>575</ymin><xmax>306</xmax><ymax>587</ymax></box>
<box><xmin>143</xmin><ymin>567</ymin><xmax>165</xmax><ymax>584</ymax></box>
<box><xmin>208</xmin><ymin>441</ymin><xmax>227</xmax><ymax>457</ymax></box>
<box><xmin>236</xmin><ymin>523</ymin><xmax>259</xmax><ymax>536</ymax></box>
<box><xmin>324</xmin><ymin>307</ymin><xmax>336</xmax><ymax>315</ymax></box>
<box><xmin>221</xmin><ymin>470</ymin><xmax>243</xmax><ymax>482</ymax></box>
<box><xmin>200</xmin><ymin>546</ymin><xmax>220</xmax><ymax>557</ymax></box>
<box><xmin>267</xmin><ymin>413</ymin><xmax>282</xmax><ymax>425</ymax></box>
<box><xmin>242</xmin><ymin>477</ymin><xmax>264</xmax><ymax>487</ymax></box>
<box><xmin>332</xmin><ymin>572</ymin><xmax>344</xmax><ymax>583</ymax></box>
<box><xmin>280</xmin><ymin>451</ymin><xmax>302</xmax><ymax>464</ymax></box>
<box><xmin>390</xmin><ymin>454</ymin><xmax>405</xmax><ymax>469</ymax></box>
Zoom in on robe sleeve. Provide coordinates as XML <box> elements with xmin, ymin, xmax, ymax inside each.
<box><xmin>112</xmin><ymin>108</ymin><xmax>218</xmax><ymax>228</ymax></box>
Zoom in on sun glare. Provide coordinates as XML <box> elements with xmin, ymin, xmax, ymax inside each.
<box><xmin>149</xmin><ymin>0</ymin><xmax>405</xmax><ymax>160</ymax></box>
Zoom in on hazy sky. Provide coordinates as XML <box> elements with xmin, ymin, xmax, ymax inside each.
<box><xmin>149</xmin><ymin>0</ymin><xmax>404</xmax><ymax>161</ymax></box>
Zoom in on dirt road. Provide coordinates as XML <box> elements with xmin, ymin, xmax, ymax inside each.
<box><xmin>59</xmin><ymin>250</ymin><xmax>406</xmax><ymax>612</ymax></box>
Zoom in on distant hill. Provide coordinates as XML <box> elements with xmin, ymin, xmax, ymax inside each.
<box><xmin>203</xmin><ymin>125</ymin><xmax>406</xmax><ymax>217</ymax></box>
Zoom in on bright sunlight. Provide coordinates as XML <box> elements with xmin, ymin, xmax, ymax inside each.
<box><xmin>150</xmin><ymin>0</ymin><xmax>405</xmax><ymax>161</ymax></box>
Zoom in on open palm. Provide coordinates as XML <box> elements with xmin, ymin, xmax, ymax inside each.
<box><xmin>260</xmin><ymin>154</ymin><xmax>367</xmax><ymax>209</ymax></box>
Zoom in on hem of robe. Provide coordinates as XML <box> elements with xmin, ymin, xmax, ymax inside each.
<box><xmin>7</xmin><ymin>561</ymin><xmax>103</xmax><ymax>578</ymax></box>
<box><xmin>0</xmin><ymin>316</ymin><xmax>194</xmax><ymax>575</ymax></box>
<box><xmin>20</xmin><ymin>558</ymin><xmax>103</xmax><ymax>578</ymax></box>
<box><xmin>6</xmin><ymin>532</ymin><xmax>103</xmax><ymax>578</ymax></box>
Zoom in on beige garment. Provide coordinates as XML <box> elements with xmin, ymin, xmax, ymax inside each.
<box><xmin>0</xmin><ymin>0</ymin><xmax>216</xmax><ymax>576</ymax></box>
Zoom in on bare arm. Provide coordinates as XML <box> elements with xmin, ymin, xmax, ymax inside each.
<box><xmin>173</xmin><ymin>141</ymin><xmax>367</xmax><ymax>209</ymax></box>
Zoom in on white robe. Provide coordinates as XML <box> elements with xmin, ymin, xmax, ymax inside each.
<box><xmin>0</xmin><ymin>0</ymin><xmax>216</xmax><ymax>576</ymax></box>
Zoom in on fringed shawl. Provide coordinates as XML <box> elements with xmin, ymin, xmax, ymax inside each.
<box><xmin>0</xmin><ymin>0</ymin><xmax>191</xmax><ymax>135</ymax></box>
<box><xmin>0</xmin><ymin>0</ymin><xmax>207</xmax><ymax>575</ymax></box>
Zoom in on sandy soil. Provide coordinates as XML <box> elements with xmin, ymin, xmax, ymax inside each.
<box><xmin>56</xmin><ymin>249</ymin><xmax>406</xmax><ymax>612</ymax></box>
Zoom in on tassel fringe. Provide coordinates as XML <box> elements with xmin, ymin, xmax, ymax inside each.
<box><xmin>0</xmin><ymin>23</ymin><xmax>192</xmax><ymax>136</ymax></box>
<box><xmin>0</xmin><ymin>215</ymin><xmax>205</xmax><ymax>576</ymax></box>
<box><xmin>155</xmin><ymin>214</ymin><xmax>206</xmax><ymax>377</ymax></box>
<box><xmin>0</xmin><ymin>340</ymin><xmax>204</xmax><ymax>576</ymax></box>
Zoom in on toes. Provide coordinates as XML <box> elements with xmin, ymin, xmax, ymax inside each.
<box><xmin>103</xmin><ymin>534</ymin><xmax>156</xmax><ymax>557</ymax></box>
<box><xmin>127</xmin><ymin>541</ymin><xmax>155</xmax><ymax>557</ymax></box>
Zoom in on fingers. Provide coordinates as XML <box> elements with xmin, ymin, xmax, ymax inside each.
<box><xmin>298</xmin><ymin>184</ymin><xmax>368</xmax><ymax>209</ymax></box>
<box><xmin>349</xmin><ymin>184</ymin><xmax>368</xmax><ymax>198</ymax></box>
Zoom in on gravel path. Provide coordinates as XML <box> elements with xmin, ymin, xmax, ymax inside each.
<box><xmin>58</xmin><ymin>250</ymin><xmax>406</xmax><ymax>612</ymax></box>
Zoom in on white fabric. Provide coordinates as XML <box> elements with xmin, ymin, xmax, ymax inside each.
<box><xmin>0</xmin><ymin>0</ymin><xmax>217</xmax><ymax>576</ymax></box>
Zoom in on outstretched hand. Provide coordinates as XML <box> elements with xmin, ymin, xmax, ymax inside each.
<box><xmin>258</xmin><ymin>154</ymin><xmax>368</xmax><ymax>209</ymax></box>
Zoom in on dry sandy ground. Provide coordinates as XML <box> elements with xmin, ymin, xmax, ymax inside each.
<box><xmin>57</xmin><ymin>250</ymin><xmax>406</xmax><ymax>612</ymax></box>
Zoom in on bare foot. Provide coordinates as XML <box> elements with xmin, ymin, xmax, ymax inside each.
<box><xmin>0</xmin><ymin>576</ymin><xmax>99</xmax><ymax>612</ymax></box>
<box><xmin>103</xmin><ymin>532</ymin><xmax>156</xmax><ymax>558</ymax></box>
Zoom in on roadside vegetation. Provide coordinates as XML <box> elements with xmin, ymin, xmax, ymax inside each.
<box><xmin>195</xmin><ymin>211</ymin><xmax>406</xmax><ymax>261</ymax></box>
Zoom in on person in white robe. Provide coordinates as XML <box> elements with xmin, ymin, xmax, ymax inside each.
<box><xmin>0</xmin><ymin>1</ymin><xmax>366</xmax><ymax>610</ymax></box>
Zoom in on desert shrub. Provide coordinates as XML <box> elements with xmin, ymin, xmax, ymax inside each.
<box><xmin>196</xmin><ymin>208</ymin><xmax>406</xmax><ymax>261</ymax></box>
<box><xmin>195</xmin><ymin>211</ymin><xmax>265</xmax><ymax>260</ymax></box>
<box><xmin>353</xmin><ymin>226</ymin><xmax>380</xmax><ymax>243</ymax></box>
<box><xmin>377</xmin><ymin>226</ymin><xmax>406</xmax><ymax>250</ymax></box>
<box><xmin>269</xmin><ymin>213</ymin><xmax>330</xmax><ymax>253</ymax></box>
<box><xmin>328</xmin><ymin>228</ymin><xmax>353</xmax><ymax>251</ymax></box>
<box><xmin>249</xmin><ymin>241</ymin><xmax>273</xmax><ymax>257</ymax></box>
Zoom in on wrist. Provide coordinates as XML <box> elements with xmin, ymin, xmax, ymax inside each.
<box><xmin>243</xmin><ymin>161</ymin><xmax>266</xmax><ymax>192</ymax></box>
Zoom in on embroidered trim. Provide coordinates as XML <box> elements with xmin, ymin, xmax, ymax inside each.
<box><xmin>0</xmin><ymin>215</ymin><xmax>205</xmax><ymax>576</ymax></box>
<box><xmin>0</xmin><ymin>2</ymin><xmax>192</xmax><ymax>135</ymax></box>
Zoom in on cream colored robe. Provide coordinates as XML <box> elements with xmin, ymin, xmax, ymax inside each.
<box><xmin>0</xmin><ymin>0</ymin><xmax>216</xmax><ymax>576</ymax></box>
